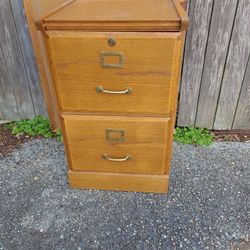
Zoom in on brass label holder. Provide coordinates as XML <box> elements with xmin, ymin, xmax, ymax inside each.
<box><xmin>100</xmin><ymin>51</ymin><xmax>124</xmax><ymax>69</ymax></box>
<box><xmin>106</xmin><ymin>129</ymin><xmax>125</xmax><ymax>142</ymax></box>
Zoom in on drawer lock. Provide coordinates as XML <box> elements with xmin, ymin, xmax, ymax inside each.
<box><xmin>108</xmin><ymin>38</ymin><xmax>117</xmax><ymax>47</ymax></box>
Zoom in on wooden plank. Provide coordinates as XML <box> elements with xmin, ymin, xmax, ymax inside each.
<box><xmin>0</xmin><ymin>46</ymin><xmax>19</xmax><ymax>120</ymax></box>
<box><xmin>177</xmin><ymin>0</ymin><xmax>214</xmax><ymax>127</ymax></box>
<box><xmin>44</xmin><ymin>0</ymin><xmax>183</xmax><ymax>32</ymax></box>
<box><xmin>10</xmin><ymin>0</ymin><xmax>46</xmax><ymax>116</ymax></box>
<box><xmin>233</xmin><ymin>56</ymin><xmax>250</xmax><ymax>129</ymax></box>
<box><xmin>32</xmin><ymin>0</ymin><xmax>68</xmax><ymax>20</ymax></box>
<box><xmin>69</xmin><ymin>170</ymin><xmax>169</xmax><ymax>193</ymax></box>
<box><xmin>0</xmin><ymin>0</ymin><xmax>35</xmax><ymax>119</ymax></box>
<box><xmin>214</xmin><ymin>0</ymin><xmax>250</xmax><ymax>129</ymax></box>
<box><xmin>195</xmin><ymin>0</ymin><xmax>238</xmax><ymax>129</ymax></box>
<box><xmin>22</xmin><ymin>0</ymin><xmax>65</xmax><ymax>129</ymax></box>
<box><xmin>39</xmin><ymin>31</ymin><xmax>61</xmax><ymax>129</ymax></box>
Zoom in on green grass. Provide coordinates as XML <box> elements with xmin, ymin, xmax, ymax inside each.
<box><xmin>174</xmin><ymin>127</ymin><xmax>214</xmax><ymax>146</ymax></box>
<box><xmin>6</xmin><ymin>117</ymin><xmax>214</xmax><ymax>145</ymax></box>
<box><xmin>6</xmin><ymin>116</ymin><xmax>63</xmax><ymax>141</ymax></box>
<box><xmin>55</xmin><ymin>129</ymin><xmax>63</xmax><ymax>142</ymax></box>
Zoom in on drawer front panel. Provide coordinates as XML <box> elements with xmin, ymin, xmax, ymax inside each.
<box><xmin>62</xmin><ymin>114</ymin><xmax>172</xmax><ymax>174</ymax></box>
<box><xmin>48</xmin><ymin>32</ymin><xmax>181</xmax><ymax>115</ymax></box>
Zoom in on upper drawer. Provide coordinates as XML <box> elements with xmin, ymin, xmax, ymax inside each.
<box><xmin>47</xmin><ymin>32</ymin><xmax>182</xmax><ymax>115</ymax></box>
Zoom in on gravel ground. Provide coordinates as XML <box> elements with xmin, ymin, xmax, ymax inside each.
<box><xmin>0</xmin><ymin>139</ymin><xmax>249</xmax><ymax>250</ymax></box>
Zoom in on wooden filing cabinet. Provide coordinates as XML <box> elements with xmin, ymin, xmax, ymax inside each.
<box><xmin>38</xmin><ymin>0</ymin><xmax>188</xmax><ymax>193</ymax></box>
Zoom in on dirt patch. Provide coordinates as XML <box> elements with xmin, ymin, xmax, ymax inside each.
<box><xmin>231</xmin><ymin>239</ymin><xmax>250</xmax><ymax>250</ymax></box>
<box><xmin>0</xmin><ymin>124</ymin><xmax>37</xmax><ymax>156</ymax></box>
<box><xmin>1</xmin><ymin>123</ymin><xmax>249</xmax><ymax>157</ymax></box>
<box><xmin>212</xmin><ymin>130</ymin><xmax>250</xmax><ymax>142</ymax></box>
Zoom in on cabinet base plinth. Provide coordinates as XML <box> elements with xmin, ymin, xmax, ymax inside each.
<box><xmin>68</xmin><ymin>171</ymin><xmax>169</xmax><ymax>193</ymax></box>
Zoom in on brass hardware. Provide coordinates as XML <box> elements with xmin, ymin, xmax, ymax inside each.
<box><xmin>108</xmin><ymin>38</ymin><xmax>116</xmax><ymax>47</ymax></box>
<box><xmin>106</xmin><ymin>129</ymin><xmax>125</xmax><ymax>142</ymax></box>
<box><xmin>100</xmin><ymin>51</ymin><xmax>124</xmax><ymax>68</ymax></box>
<box><xmin>102</xmin><ymin>153</ymin><xmax>132</xmax><ymax>162</ymax></box>
<box><xmin>96</xmin><ymin>86</ymin><xmax>132</xmax><ymax>95</ymax></box>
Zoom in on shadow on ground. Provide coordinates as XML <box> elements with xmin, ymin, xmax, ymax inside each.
<box><xmin>0</xmin><ymin>139</ymin><xmax>249</xmax><ymax>249</ymax></box>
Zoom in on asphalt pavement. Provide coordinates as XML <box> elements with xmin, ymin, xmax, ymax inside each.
<box><xmin>0</xmin><ymin>139</ymin><xmax>249</xmax><ymax>250</ymax></box>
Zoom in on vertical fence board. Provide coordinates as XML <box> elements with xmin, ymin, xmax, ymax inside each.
<box><xmin>195</xmin><ymin>0</ymin><xmax>238</xmax><ymax>129</ymax></box>
<box><xmin>0</xmin><ymin>0</ymin><xmax>35</xmax><ymax>119</ymax></box>
<box><xmin>22</xmin><ymin>0</ymin><xmax>65</xmax><ymax>129</ymax></box>
<box><xmin>10</xmin><ymin>0</ymin><xmax>46</xmax><ymax>116</ymax></box>
<box><xmin>0</xmin><ymin>46</ymin><xmax>18</xmax><ymax>120</ymax></box>
<box><xmin>214</xmin><ymin>0</ymin><xmax>250</xmax><ymax>129</ymax></box>
<box><xmin>177</xmin><ymin>0</ymin><xmax>214</xmax><ymax>127</ymax></box>
<box><xmin>233</xmin><ymin>56</ymin><xmax>250</xmax><ymax>129</ymax></box>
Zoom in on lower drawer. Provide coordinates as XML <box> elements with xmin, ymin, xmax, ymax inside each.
<box><xmin>62</xmin><ymin>114</ymin><xmax>172</xmax><ymax>174</ymax></box>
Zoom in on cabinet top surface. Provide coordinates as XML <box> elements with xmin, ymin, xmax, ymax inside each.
<box><xmin>43</xmin><ymin>0</ymin><xmax>188</xmax><ymax>32</ymax></box>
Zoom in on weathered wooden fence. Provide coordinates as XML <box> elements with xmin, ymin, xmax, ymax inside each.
<box><xmin>178</xmin><ymin>0</ymin><xmax>250</xmax><ymax>129</ymax></box>
<box><xmin>0</xmin><ymin>0</ymin><xmax>46</xmax><ymax>121</ymax></box>
<box><xmin>0</xmin><ymin>0</ymin><xmax>249</xmax><ymax>129</ymax></box>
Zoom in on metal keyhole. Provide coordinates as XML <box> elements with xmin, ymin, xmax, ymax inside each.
<box><xmin>108</xmin><ymin>38</ymin><xmax>117</xmax><ymax>47</ymax></box>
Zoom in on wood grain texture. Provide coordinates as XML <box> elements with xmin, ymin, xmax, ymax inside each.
<box><xmin>195</xmin><ymin>0</ymin><xmax>238</xmax><ymax>129</ymax></box>
<box><xmin>214</xmin><ymin>0</ymin><xmax>250</xmax><ymax>129</ymax></box>
<box><xmin>69</xmin><ymin>170</ymin><xmax>169</xmax><ymax>193</ymax></box>
<box><xmin>45</xmin><ymin>0</ymin><xmax>179</xmax><ymax>22</ymax></box>
<box><xmin>22</xmin><ymin>0</ymin><xmax>64</xmax><ymax>129</ymax></box>
<box><xmin>0</xmin><ymin>0</ymin><xmax>35</xmax><ymax>119</ymax></box>
<box><xmin>38</xmin><ymin>32</ymin><xmax>61</xmax><ymax>129</ymax></box>
<box><xmin>31</xmin><ymin>0</ymin><xmax>68</xmax><ymax>21</ymax></box>
<box><xmin>0</xmin><ymin>45</ymin><xmax>18</xmax><ymax>120</ymax></box>
<box><xmin>165</xmin><ymin>34</ymin><xmax>184</xmax><ymax>177</ymax></box>
<box><xmin>172</xmin><ymin>0</ymin><xmax>189</xmax><ymax>31</ymax></box>
<box><xmin>11</xmin><ymin>0</ymin><xmax>46</xmax><ymax>116</ymax></box>
<box><xmin>47</xmin><ymin>31</ymin><xmax>181</xmax><ymax>115</ymax></box>
<box><xmin>233</xmin><ymin>56</ymin><xmax>250</xmax><ymax>129</ymax></box>
<box><xmin>177</xmin><ymin>0</ymin><xmax>213</xmax><ymax>126</ymax></box>
<box><xmin>43</xmin><ymin>0</ymin><xmax>184</xmax><ymax>32</ymax></box>
<box><xmin>62</xmin><ymin>114</ymin><xmax>172</xmax><ymax>175</ymax></box>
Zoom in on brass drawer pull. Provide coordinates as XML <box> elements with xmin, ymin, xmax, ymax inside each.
<box><xmin>96</xmin><ymin>86</ymin><xmax>132</xmax><ymax>95</ymax></box>
<box><xmin>102</xmin><ymin>153</ymin><xmax>132</xmax><ymax>162</ymax></box>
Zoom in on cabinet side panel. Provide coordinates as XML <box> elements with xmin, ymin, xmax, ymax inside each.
<box><xmin>165</xmin><ymin>34</ymin><xmax>185</xmax><ymax>175</ymax></box>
